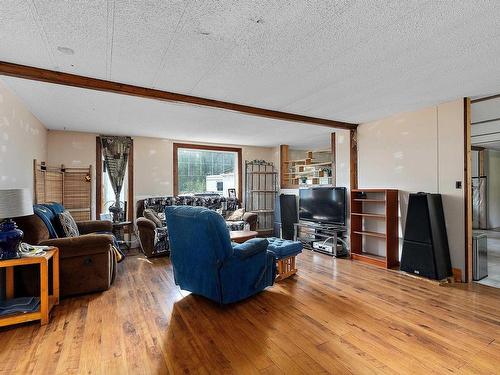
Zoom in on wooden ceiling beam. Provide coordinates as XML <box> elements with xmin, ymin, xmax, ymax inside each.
<box><xmin>0</xmin><ymin>61</ymin><xmax>357</xmax><ymax>130</ymax></box>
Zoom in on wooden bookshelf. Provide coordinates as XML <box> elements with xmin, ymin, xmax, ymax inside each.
<box><xmin>280</xmin><ymin>140</ymin><xmax>335</xmax><ymax>189</ymax></box>
<box><xmin>350</xmin><ymin>189</ymin><xmax>399</xmax><ymax>269</ymax></box>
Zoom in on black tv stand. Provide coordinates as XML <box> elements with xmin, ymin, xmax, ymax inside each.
<box><xmin>293</xmin><ymin>221</ymin><xmax>348</xmax><ymax>257</ymax></box>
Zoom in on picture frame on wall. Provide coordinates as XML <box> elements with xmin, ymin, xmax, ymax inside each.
<box><xmin>228</xmin><ymin>188</ymin><xmax>236</xmax><ymax>198</ymax></box>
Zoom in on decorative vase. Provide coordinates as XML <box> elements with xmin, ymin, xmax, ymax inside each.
<box><xmin>0</xmin><ymin>219</ymin><xmax>23</xmax><ymax>259</ymax></box>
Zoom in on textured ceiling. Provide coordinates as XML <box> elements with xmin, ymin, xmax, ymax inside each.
<box><xmin>0</xmin><ymin>76</ymin><xmax>335</xmax><ymax>149</ymax></box>
<box><xmin>2</xmin><ymin>0</ymin><xmax>500</xmax><ymax>145</ymax></box>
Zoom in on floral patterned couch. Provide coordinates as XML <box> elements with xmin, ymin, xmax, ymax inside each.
<box><xmin>135</xmin><ymin>195</ymin><xmax>258</xmax><ymax>258</ymax></box>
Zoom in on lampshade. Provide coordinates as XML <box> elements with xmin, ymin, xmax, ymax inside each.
<box><xmin>0</xmin><ymin>188</ymin><xmax>34</xmax><ymax>219</ymax></box>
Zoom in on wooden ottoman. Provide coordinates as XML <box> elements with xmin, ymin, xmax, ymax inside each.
<box><xmin>266</xmin><ymin>237</ymin><xmax>303</xmax><ymax>281</ymax></box>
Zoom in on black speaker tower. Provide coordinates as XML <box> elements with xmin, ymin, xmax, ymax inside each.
<box><xmin>278</xmin><ymin>194</ymin><xmax>298</xmax><ymax>240</ymax></box>
<box><xmin>400</xmin><ymin>193</ymin><xmax>452</xmax><ymax>280</ymax></box>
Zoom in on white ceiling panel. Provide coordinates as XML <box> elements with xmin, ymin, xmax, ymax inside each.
<box><xmin>0</xmin><ymin>1</ymin><xmax>52</xmax><ymax>67</ymax></box>
<box><xmin>111</xmin><ymin>0</ymin><xmax>188</xmax><ymax>85</ymax></box>
<box><xmin>1</xmin><ymin>76</ymin><xmax>333</xmax><ymax>149</ymax></box>
<box><xmin>2</xmin><ymin>1</ymin><xmax>500</xmax><ymax>141</ymax></box>
<box><xmin>32</xmin><ymin>0</ymin><xmax>108</xmax><ymax>77</ymax></box>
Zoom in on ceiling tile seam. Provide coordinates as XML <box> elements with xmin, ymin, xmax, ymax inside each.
<box><xmin>26</xmin><ymin>0</ymin><xmax>56</xmax><ymax>68</ymax></box>
<box><xmin>311</xmin><ymin>21</ymin><xmax>500</xmax><ymax>121</ymax></box>
<box><xmin>211</xmin><ymin>2</ymin><xmax>357</xmax><ymax>97</ymax></box>
<box><xmin>214</xmin><ymin>3</ymin><xmax>375</xmax><ymax>105</ymax></box>
<box><xmin>150</xmin><ymin>1</ymin><xmax>191</xmax><ymax>88</ymax></box>
<box><xmin>187</xmin><ymin>11</ymin><xmax>273</xmax><ymax>95</ymax></box>
<box><xmin>106</xmin><ymin>0</ymin><xmax>116</xmax><ymax>80</ymax></box>
<box><xmin>277</xmin><ymin>0</ymin><xmax>436</xmax><ymax>113</ymax></box>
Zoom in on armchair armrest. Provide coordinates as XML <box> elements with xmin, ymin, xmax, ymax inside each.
<box><xmin>136</xmin><ymin>217</ymin><xmax>156</xmax><ymax>231</ymax></box>
<box><xmin>77</xmin><ymin>220</ymin><xmax>113</xmax><ymax>234</ymax></box>
<box><xmin>40</xmin><ymin>233</ymin><xmax>114</xmax><ymax>259</ymax></box>
<box><xmin>242</xmin><ymin>212</ymin><xmax>258</xmax><ymax>231</ymax></box>
<box><xmin>232</xmin><ymin>238</ymin><xmax>268</xmax><ymax>259</ymax></box>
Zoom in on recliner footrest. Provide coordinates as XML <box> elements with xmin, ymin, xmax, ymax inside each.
<box><xmin>267</xmin><ymin>237</ymin><xmax>303</xmax><ymax>281</ymax></box>
<box><xmin>267</xmin><ymin>237</ymin><xmax>303</xmax><ymax>259</ymax></box>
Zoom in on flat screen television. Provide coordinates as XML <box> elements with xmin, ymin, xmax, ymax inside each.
<box><xmin>299</xmin><ymin>187</ymin><xmax>347</xmax><ymax>225</ymax></box>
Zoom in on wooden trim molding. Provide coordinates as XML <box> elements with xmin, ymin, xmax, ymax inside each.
<box><xmin>0</xmin><ymin>61</ymin><xmax>357</xmax><ymax>130</ymax></box>
<box><xmin>95</xmin><ymin>137</ymin><xmax>102</xmax><ymax>219</ymax></box>
<box><xmin>331</xmin><ymin>133</ymin><xmax>336</xmax><ymax>186</ymax></box>
<box><xmin>452</xmin><ymin>268</ymin><xmax>462</xmax><ymax>283</ymax></box>
<box><xmin>128</xmin><ymin>139</ymin><xmax>134</xmax><ymax>221</ymax></box>
<box><xmin>350</xmin><ymin>129</ymin><xmax>358</xmax><ymax>190</ymax></box>
<box><xmin>464</xmin><ymin>98</ymin><xmax>472</xmax><ymax>283</ymax></box>
<box><xmin>279</xmin><ymin>145</ymin><xmax>289</xmax><ymax>189</ymax></box>
<box><xmin>173</xmin><ymin>143</ymin><xmax>243</xmax><ymax>201</ymax></box>
<box><xmin>471</xmin><ymin>93</ymin><xmax>500</xmax><ymax>103</ymax></box>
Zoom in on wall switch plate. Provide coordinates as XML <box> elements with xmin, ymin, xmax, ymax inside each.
<box><xmin>456</xmin><ymin>181</ymin><xmax>462</xmax><ymax>189</ymax></box>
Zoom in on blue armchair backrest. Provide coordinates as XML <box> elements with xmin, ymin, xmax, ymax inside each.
<box><xmin>165</xmin><ymin>206</ymin><xmax>234</xmax><ymax>300</ymax></box>
<box><xmin>33</xmin><ymin>204</ymin><xmax>59</xmax><ymax>239</ymax></box>
<box><xmin>166</xmin><ymin>205</ymin><xmax>233</xmax><ymax>262</ymax></box>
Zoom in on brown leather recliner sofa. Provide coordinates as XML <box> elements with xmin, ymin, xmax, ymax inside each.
<box><xmin>14</xmin><ymin>205</ymin><xmax>117</xmax><ymax>298</ymax></box>
<box><xmin>135</xmin><ymin>196</ymin><xmax>258</xmax><ymax>258</ymax></box>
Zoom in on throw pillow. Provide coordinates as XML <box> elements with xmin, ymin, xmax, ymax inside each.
<box><xmin>226</xmin><ymin>208</ymin><xmax>245</xmax><ymax>221</ymax></box>
<box><xmin>144</xmin><ymin>209</ymin><xmax>163</xmax><ymax>228</ymax></box>
<box><xmin>58</xmin><ymin>210</ymin><xmax>80</xmax><ymax>237</ymax></box>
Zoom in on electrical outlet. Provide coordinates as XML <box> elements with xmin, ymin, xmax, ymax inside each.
<box><xmin>456</xmin><ymin>181</ymin><xmax>462</xmax><ymax>189</ymax></box>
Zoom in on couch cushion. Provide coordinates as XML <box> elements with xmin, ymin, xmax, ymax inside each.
<box><xmin>226</xmin><ymin>208</ymin><xmax>245</xmax><ymax>221</ymax></box>
<box><xmin>226</xmin><ymin>221</ymin><xmax>245</xmax><ymax>231</ymax></box>
<box><xmin>267</xmin><ymin>237</ymin><xmax>303</xmax><ymax>259</ymax></box>
<box><xmin>144</xmin><ymin>208</ymin><xmax>162</xmax><ymax>228</ymax></box>
<box><xmin>58</xmin><ymin>210</ymin><xmax>80</xmax><ymax>237</ymax></box>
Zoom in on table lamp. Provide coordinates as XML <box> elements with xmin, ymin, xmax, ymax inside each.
<box><xmin>0</xmin><ymin>188</ymin><xmax>33</xmax><ymax>259</ymax></box>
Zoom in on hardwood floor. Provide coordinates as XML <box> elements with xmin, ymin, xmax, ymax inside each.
<box><xmin>1</xmin><ymin>250</ymin><xmax>500</xmax><ymax>374</ymax></box>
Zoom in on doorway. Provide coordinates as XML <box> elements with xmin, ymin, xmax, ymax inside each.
<box><xmin>470</xmin><ymin>94</ymin><xmax>500</xmax><ymax>287</ymax></box>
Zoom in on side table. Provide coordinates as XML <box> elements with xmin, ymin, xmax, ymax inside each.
<box><xmin>230</xmin><ymin>230</ymin><xmax>259</xmax><ymax>244</ymax></box>
<box><xmin>0</xmin><ymin>247</ymin><xmax>59</xmax><ymax>327</ymax></box>
<box><xmin>112</xmin><ymin>221</ymin><xmax>133</xmax><ymax>250</ymax></box>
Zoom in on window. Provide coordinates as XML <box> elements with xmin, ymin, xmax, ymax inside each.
<box><xmin>174</xmin><ymin>143</ymin><xmax>242</xmax><ymax>199</ymax></box>
<box><xmin>96</xmin><ymin>137</ymin><xmax>134</xmax><ymax>221</ymax></box>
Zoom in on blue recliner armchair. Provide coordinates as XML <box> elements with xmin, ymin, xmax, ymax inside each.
<box><xmin>165</xmin><ymin>206</ymin><xmax>276</xmax><ymax>304</ymax></box>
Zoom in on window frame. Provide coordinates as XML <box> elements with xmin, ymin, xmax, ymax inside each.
<box><xmin>173</xmin><ymin>143</ymin><xmax>242</xmax><ymax>201</ymax></box>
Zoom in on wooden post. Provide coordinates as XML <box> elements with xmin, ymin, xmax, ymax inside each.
<box><xmin>40</xmin><ymin>259</ymin><xmax>49</xmax><ymax>325</ymax></box>
<box><xmin>96</xmin><ymin>137</ymin><xmax>102</xmax><ymax>219</ymax></box>
<box><xmin>128</xmin><ymin>139</ymin><xmax>134</xmax><ymax>221</ymax></box>
<box><xmin>464</xmin><ymin>97</ymin><xmax>472</xmax><ymax>283</ymax></box>
<box><xmin>280</xmin><ymin>145</ymin><xmax>289</xmax><ymax>188</ymax></box>
<box><xmin>350</xmin><ymin>129</ymin><xmax>358</xmax><ymax>190</ymax></box>
<box><xmin>331</xmin><ymin>133</ymin><xmax>336</xmax><ymax>186</ymax></box>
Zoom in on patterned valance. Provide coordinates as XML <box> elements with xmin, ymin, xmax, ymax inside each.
<box><xmin>100</xmin><ymin>136</ymin><xmax>132</xmax><ymax>203</ymax></box>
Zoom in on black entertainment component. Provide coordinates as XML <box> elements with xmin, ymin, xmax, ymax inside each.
<box><xmin>400</xmin><ymin>193</ymin><xmax>452</xmax><ymax>280</ymax></box>
<box><xmin>273</xmin><ymin>194</ymin><xmax>281</xmax><ymax>238</ymax></box>
<box><xmin>279</xmin><ymin>194</ymin><xmax>298</xmax><ymax>240</ymax></box>
<box><xmin>299</xmin><ymin>187</ymin><xmax>346</xmax><ymax>225</ymax></box>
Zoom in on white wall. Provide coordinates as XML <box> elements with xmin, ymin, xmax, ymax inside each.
<box><xmin>46</xmin><ymin>131</ymin><xmax>278</xmax><ymax>219</ymax></box>
<box><xmin>357</xmin><ymin>99</ymin><xmax>465</xmax><ymax>279</ymax></box>
<box><xmin>0</xmin><ymin>81</ymin><xmax>47</xmax><ymax>192</ymax></box>
<box><xmin>47</xmin><ymin>130</ymin><xmax>97</xmax><ymax>218</ymax></box>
